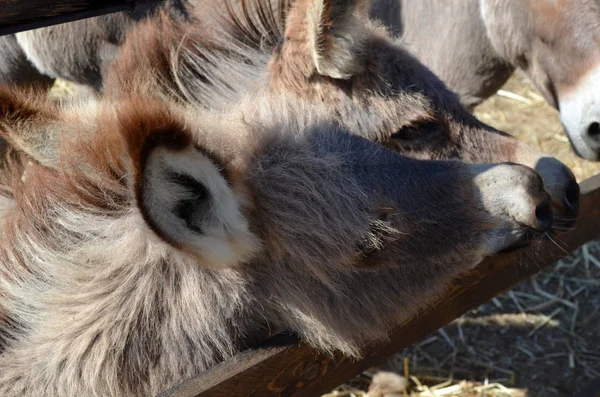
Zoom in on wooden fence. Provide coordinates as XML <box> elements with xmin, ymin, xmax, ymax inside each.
<box><xmin>1</xmin><ymin>1</ymin><xmax>599</xmax><ymax>396</ymax></box>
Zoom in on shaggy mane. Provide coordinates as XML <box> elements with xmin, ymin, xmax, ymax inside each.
<box><xmin>171</xmin><ymin>0</ymin><xmax>291</xmax><ymax>106</ymax></box>
<box><xmin>223</xmin><ymin>0</ymin><xmax>291</xmax><ymax>48</ymax></box>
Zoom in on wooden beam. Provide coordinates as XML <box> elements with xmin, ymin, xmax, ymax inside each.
<box><xmin>158</xmin><ymin>174</ymin><xmax>600</xmax><ymax>397</ymax></box>
<box><xmin>0</xmin><ymin>0</ymin><xmax>164</xmax><ymax>36</ymax></box>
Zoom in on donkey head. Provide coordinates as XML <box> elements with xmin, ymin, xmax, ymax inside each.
<box><xmin>265</xmin><ymin>0</ymin><xmax>579</xmax><ymax>228</ymax></box>
<box><xmin>480</xmin><ymin>0</ymin><xmax>600</xmax><ymax>161</ymax></box>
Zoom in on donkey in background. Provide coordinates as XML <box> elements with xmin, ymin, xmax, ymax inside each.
<box><xmin>0</xmin><ymin>0</ymin><xmax>188</xmax><ymax>91</ymax></box>
<box><xmin>371</xmin><ymin>0</ymin><xmax>600</xmax><ymax>161</ymax></box>
<box><xmin>106</xmin><ymin>0</ymin><xmax>579</xmax><ymax>230</ymax></box>
<box><xmin>0</xmin><ymin>84</ymin><xmax>555</xmax><ymax>397</ymax></box>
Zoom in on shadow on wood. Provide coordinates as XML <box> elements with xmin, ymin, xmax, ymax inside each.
<box><xmin>0</xmin><ymin>0</ymin><xmax>164</xmax><ymax>36</ymax></box>
<box><xmin>576</xmin><ymin>378</ymin><xmax>600</xmax><ymax>397</ymax></box>
<box><xmin>158</xmin><ymin>174</ymin><xmax>600</xmax><ymax>397</ymax></box>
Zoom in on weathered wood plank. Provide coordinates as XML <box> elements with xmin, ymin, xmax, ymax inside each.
<box><xmin>159</xmin><ymin>174</ymin><xmax>600</xmax><ymax>397</ymax></box>
<box><xmin>0</xmin><ymin>0</ymin><xmax>164</xmax><ymax>36</ymax></box>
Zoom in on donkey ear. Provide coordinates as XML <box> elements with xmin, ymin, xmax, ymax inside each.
<box><xmin>306</xmin><ymin>0</ymin><xmax>372</xmax><ymax>79</ymax></box>
<box><xmin>0</xmin><ymin>85</ymin><xmax>61</xmax><ymax>168</ymax></box>
<box><xmin>120</xmin><ymin>104</ymin><xmax>261</xmax><ymax>269</ymax></box>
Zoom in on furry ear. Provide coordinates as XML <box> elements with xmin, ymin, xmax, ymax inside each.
<box><xmin>306</xmin><ymin>0</ymin><xmax>372</xmax><ymax>79</ymax></box>
<box><xmin>119</xmin><ymin>102</ymin><xmax>261</xmax><ymax>269</ymax></box>
<box><xmin>0</xmin><ymin>85</ymin><xmax>63</xmax><ymax>168</ymax></box>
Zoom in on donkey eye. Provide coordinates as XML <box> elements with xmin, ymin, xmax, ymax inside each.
<box><xmin>393</xmin><ymin>120</ymin><xmax>444</xmax><ymax>142</ymax></box>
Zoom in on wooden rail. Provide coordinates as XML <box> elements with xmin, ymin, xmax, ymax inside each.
<box><xmin>0</xmin><ymin>0</ymin><xmax>164</xmax><ymax>36</ymax></box>
<box><xmin>159</xmin><ymin>173</ymin><xmax>600</xmax><ymax>397</ymax></box>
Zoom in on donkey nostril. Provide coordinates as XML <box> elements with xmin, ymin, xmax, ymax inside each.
<box><xmin>564</xmin><ymin>180</ymin><xmax>580</xmax><ymax>212</ymax></box>
<box><xmin>588</xmin><ymin>122</ymin><xmax>600</xmax><ymax>140</ymax></box>
<box><xmin>535</xmin><ymin>202</ymin><xmax>553</xmax><ymax>231</ymax></box>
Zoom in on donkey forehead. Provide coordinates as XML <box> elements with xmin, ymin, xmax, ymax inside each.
<box><xmin>275</xmin><ymin>38</ymin><xmax>434</xmax><ymax>101</ymax></box>
<box><xmin>526</xmin><ymin>0</ymin><xmax>600</xmax><ymax>86</ymax></box>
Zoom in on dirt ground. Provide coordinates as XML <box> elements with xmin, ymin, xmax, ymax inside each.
<box><xmin>325</xmin><ymin>73</ymin><xmax>600</xmax><ymax>397</ymax></box>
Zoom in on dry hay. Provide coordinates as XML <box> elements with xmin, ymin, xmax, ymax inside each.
<box><xmin>325</xmin><ymin>73</ymin><xmax>600</xmax><ymax>397</ymax></box>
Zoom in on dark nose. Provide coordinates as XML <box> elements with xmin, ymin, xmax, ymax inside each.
<box><xmin>555</xmin><ymin>166</ymin><xmax>580</xmax><ymax>229</ymax></box>
<box><xmin>581</xmin><ymin>121</ymin><xmax>600</xmax><ymax>160</ymax></box>
<box><xmin>534</xmin><ymin>201</ymin><xmax>553</xmax><ymax>232</ymax></box>
<box><xmin>535</xmin><ymin>157</ymin><xmax>580</xmax><ymax>228</ymax></box>
<box><xmin>587</xmin><ymin>121</ymin><xmax>600</xmax><ymax>144</ymax></box>
<box><xmin>565</xmin><ymin>179</ymin><xmax>580</xmax><ymax>213</ymax></box>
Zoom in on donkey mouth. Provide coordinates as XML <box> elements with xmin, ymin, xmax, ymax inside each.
<box><xmin>497</xmin><ymin>240</ymin><xmax>532</xmax><ymax>254</ymax></box>
<box><xmin>496</xmin><ymin>226</ymin><xmax>550</xmax><ymax>254</ymax></box>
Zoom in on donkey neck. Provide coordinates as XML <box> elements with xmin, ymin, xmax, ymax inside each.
<box><xmin>372</xmin><ymin>0</ymin><xmax>514</xmax><ymax>109</ymax></box>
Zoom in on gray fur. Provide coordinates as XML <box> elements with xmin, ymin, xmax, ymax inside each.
<box><xmin>370</xmin><ymin>0</ymin><xmax>514</xmax><ymax>110</ymax></box>
<box><xmin>0</xmin><ymin>34</ymin><xmax>54</xmax><ymax>90</ymax></box>
<box><xmin>0</xmin><ymin>1</ymin><xmax>188</xmax><ymax>91</ymax></box>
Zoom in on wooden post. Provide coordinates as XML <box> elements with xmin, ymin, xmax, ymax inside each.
<box><xmin>158</xmin><ymin>173</ymin><xmax>600</xmax><ymax>397</ymax></box>
<box><xmin>0</xmin><ymin>0</ymin><xmax>165</xmax><ymax>36</ymax></box>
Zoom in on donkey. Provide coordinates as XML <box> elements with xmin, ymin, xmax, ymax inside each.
<box><xmin>0</xmin><ymin>0</ymin><xmax>188</xmax><ymax>91</ymax></box>
<box><xmin>0</xmin><ymin>82</ymin><xmax>554</xmax><ymax>396</ymax></box>
<box><xmin>370</xmin><ymin>0</ymin><xmax>600</xmax><ymax>161</ymax></box>
<box><xmin>0</xmin><ymin>34</ymin><xmax>54</xmax><ymax>90</ymax></box>
<box><xmin>0</xmin><ymin>0</ymin><xmax>581</xmax><ymax>221</ymax></box>
<box><xmin>105</xmin><ymin>0</ymin><xmax>580</xmax><ymax>230</ymax></box>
